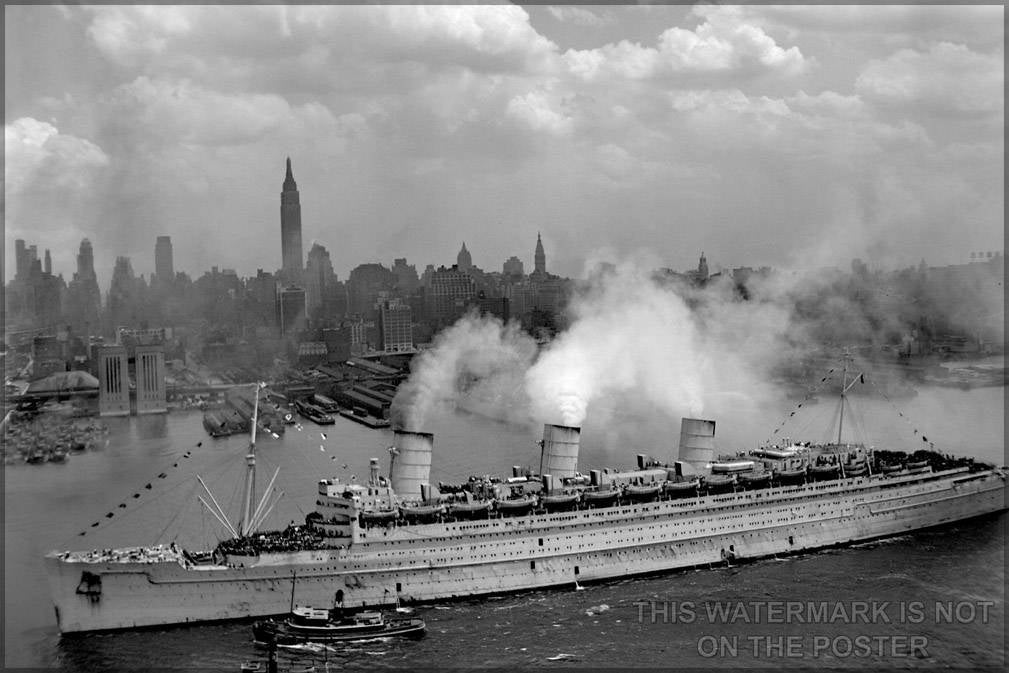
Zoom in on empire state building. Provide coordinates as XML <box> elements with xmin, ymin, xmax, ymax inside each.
<box><xmin>280</xmin><ymin>157</ymin><xmax>303</xmax><ymax>282</ymax></box>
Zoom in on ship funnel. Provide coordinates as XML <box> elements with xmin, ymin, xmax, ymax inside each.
<box><xmin>678</xmin><ymin>418</ymin><xmax>716</xmax><ymax>469</ymax></box>
<box><xmin>390</xmin><ymin>430</ymin><xmax>434</xmax><ymax>501</ymax></box>
<box><xmin>542</xmin><ymin>424</ymin><xmax>580</xmax><ymax>478</ymax></box>
<box><xmin>369</xmin><ymin>457</ymin><xmax>380</xmax><ymax>485</ymax></box>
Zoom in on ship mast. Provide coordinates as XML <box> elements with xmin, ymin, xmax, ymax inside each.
<box><xmin>836</xmin><ymin>350</ymin><xmax>863</xmax><ymax>446</ymax></box>
<box><xmin>239</xmin><ymin>383</ymin><xmax>261</xmax><ymax>538</ymax></box>
<box><xmin>837</xmin><ymin>352</ymin><xmax>848</xmax><ymax>445</ymax></box>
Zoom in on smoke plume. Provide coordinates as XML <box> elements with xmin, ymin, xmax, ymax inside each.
<box><xmin>390</xmin><ymin>313</ymin><xmax>537</xmax><ymax>431</ymax></box>
<box><xmin>526</xmin><ymin>256</ymin><xmax>790</xmax><ymax>428</ymax></box>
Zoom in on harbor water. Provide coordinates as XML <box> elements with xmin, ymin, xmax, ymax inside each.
<box><xmin>4</xmin><ymin>385</ymin><xmax>1005</xmax><ymax>670</ymax></box>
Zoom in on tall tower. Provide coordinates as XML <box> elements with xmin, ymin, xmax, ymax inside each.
<box><xmin>14</xmin><ymin>239</ymin><xmax>27</xmax><ymax>280</ymax></box>
<box><xmin>77</xmin><ymin>239</ymin><xmax>96</xmax><ymax>280</ymax></box>
<box><xmin>280</xmin><ymin>157</ymin><xmax>303</xmax><ymax>283</ymax></box>
<box><xmin>534</xmin><ymin>232</ymin><xmax>546</xmax><ymax>276</ymax></box>
<box><xmin>43</xmin><ymin>249</ymin><xmax>52</xmax><ymax>275</ymax></box>
<box><xmin>155</xmin><ymin>236</ymin><xmax>174</xmax><ymax>282</ymax></box>
<box><xmin>457</xmin><ymin>242</ymin><xmax>472</xmax><ymax>273</ymax></box>
<box><xmin>697</xmin><ymin>252</ymin><xmax>709</xmax><ymax>282</ymax></box>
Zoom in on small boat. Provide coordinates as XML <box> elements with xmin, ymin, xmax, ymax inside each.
<box><xmin>582</xmin><ymin>489</ymin><xmax>620</xmax><ymax>506</ymax></box>
<box><xmin>399</xmin><ymin>503</ymin><xmax>443</xmax><ymax>523</ymax></box>
<box><xmin>623</xmin><ymin>483</ymin><xmax>661</xmax><ymax>502</ymax></box>
<box><xmin>664</xmin><ymin>479</ymin><xmax>699</xmax><ymax>498</ymax></box>
<box><xmin>540</xmin><ymin>493</ymin><xmax>580</xmax><ymax>511</ymax></box>
<box><xmin>844</xmin><ymin>463</ymin><xmax>869</xmax><ymax>477</ymax></box>
<box><xmin>711</xmin><ymin>460</ymin><xmax>756</xmax><ymax>474</ymax></box>
<box><xmin>906</xmin><ymin>460</ymin><xmax>930</xmax><ymax>470</ymax></box>
<box><xmin>881</xmin><ymin>463</ymin><xmax>904</xmax><ymax>474</ymax></box>
<box><xmin>737</xmin><ymin>472</ymin><xmax>771</xmax><ymax>488</ymax></box>
<box><xmin>254</xmin><ymin>607</ymin><xmax>425</xmax><ymax>644</ymax></box>
<box><xmin>294</xmin><ymin>400</ymin><xmax>335</xmax><ymax>425</ymax></box>
<box><xmin>774</xmin><ymin>468</ymin><xmax>807</xmax><ymax>484</ymax></box>
<box><xmin>810</xmin><ymin>464</ymin><xmax>840</xmax><ymax>481</ymax></box>
<box><xmin>359</xmin><ymin>509</ymin><xmax>398</xmax><ymax>526</ymax></box>
<box><xmin>448</xmin><ymin>500</ymin><xmax>492</xmax><ymax>519</ymax></box>
<box><xmin>494</xmin><ymin>495</ymin><xmax>537</xmax><ymax>516</ymax></box>
<box><xmin>702</xmin><ymin>474</ymin><xmax>735</xmax><ymax>493</ymax></box>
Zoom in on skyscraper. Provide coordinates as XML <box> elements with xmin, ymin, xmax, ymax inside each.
<box><xmin>77</xmin><ymin>238</ymin><xmax>96</xmax><ymax>280</ymax></box>
<box><xmin>155</xmin><ymin>236</ymin><xmax>174</xmax><ymax>283</ymax></box>
<box><xmin>14</xmin><ymin>239</ymin><xmax>27</xmax><ymax>280</ymax></box>
<box><xmin>457</xmin><ymin>242</ymin><xmax>472</xmax><ymax>273</ymax></box>
<box><xmin>67</xmin><ymin>238</ymin><xmax>102</xmax><ymax>335</ymax></box>
<box><xmin>280</xmin><ymin>157</ymin><xmax>303</xmax><ymax>283</ymax></box>
<box><xmin>533</xmin><ymin>233</ymin><xmax>546</xmax><ymax>277</ymax></box>
<box><xmin>304</xmin><ymin>242</ymin><xmax>335</xmax><ymax>317</ymax></box>
<box><xmin>503</xmin><ymin>256</ymin><xmax>524</xmax><ymax>279</ymax></box>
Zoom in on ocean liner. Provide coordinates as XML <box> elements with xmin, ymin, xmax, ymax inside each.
<box><xmin>45</xmin><ymin>367</ymin><xmax>1007</xmax><ymax>634</ymax></box>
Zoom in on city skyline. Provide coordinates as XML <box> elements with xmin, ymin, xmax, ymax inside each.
<box><xmin>5</xmin><ymin>5</ymin><xmax>1004</xmax><ymax>283</ymax></box>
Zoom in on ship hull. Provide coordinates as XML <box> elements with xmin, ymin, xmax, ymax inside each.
<box><xmin>48</xmin><ymin>469</ymin><xmax>1006</xmax><ymax>633</ymax></box>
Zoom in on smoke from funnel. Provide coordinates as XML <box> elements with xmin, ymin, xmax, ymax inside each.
<box><xmin>391</xmin><ymin>312</ymin><xmax>536</xmax><ymax>431</ymax></box>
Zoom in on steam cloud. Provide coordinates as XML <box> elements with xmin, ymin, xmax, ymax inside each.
<box><xmin>391</xmin><ymin>315</ymin><xmax>537</xmax><ymax>431</ymax></box>
<box><xmin>394</xmin><ymin>254</ymin><xmax>793</xmax><ymax>433</ymax></box>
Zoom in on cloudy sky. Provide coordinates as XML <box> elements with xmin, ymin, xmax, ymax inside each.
<box><xmin>4</xmin><ymin>4</ymin><xmax>1003</xmax><ymax>285</ymax></box>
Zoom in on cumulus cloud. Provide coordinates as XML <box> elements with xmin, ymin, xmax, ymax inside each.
<box><xmin>563</xmin><ymin>9</ymin><xmax>809</xmax><ymax>82</ymax></box>
<box><xmin>856</xmin><ymin>42</ymin><xmax>1004</xmax><ymax>116</ymax></box>
<box><xmin>4</xmin><ymin>117</ymin><xmax>109</xmax><ymax>196</ymax></box>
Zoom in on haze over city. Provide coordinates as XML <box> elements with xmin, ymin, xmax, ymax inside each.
<box><xmin>5</xmin><ymin>4</ymin><xmax>1003</xmax><ymax>285</ymax></box>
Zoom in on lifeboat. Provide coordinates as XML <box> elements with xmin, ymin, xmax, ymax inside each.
<box><xmin>775</xmin><ymin>468</ymin><xmax>806</xmax><ymax>485</ymax></box>
<box><xmin>753</xmin><ymin>447</ymin><xmax>800</xmax><ymax>460</ymax></box>
<box><xmin>399</xmin><ymin>504</ymin><xmax>443</xmax><ymax>523</ymax></box>
<box><xmin>906</xmin><ymin>460</ymin><xmax>930</xmax><ymax>473</ymax></box>
<box><xmin>844</xmin><ymin>463</ymin><xmax>869</xmax><ymax>477</ymax></box>
<box><xmin>360</xmin><ymin>509</ymin><xmax>398</xmax><ymax>526</ymax></box>
<box><xmin>540</xmin><ymin>493</ymin><xmax>580</xmax><ymax>512</ymax></box>
<box><xmin>581</xmin><ymin>489</ymin><xmax>620</xmax><ymax>507</ymax></box>
<box><xmin>623</xmin><ymin>483</ymin><xmax>662</xmax><ymax>502</ymax></box>
<box><xmin>711</xmin><ymin>460</ymin><xmax>756</xmax><ymax>474</ymax></box>
<box><xmin>703</xmin><ymin>474</ymin><xmax>735</xmax><ymax>493</ymax></box>
<box><xmin>737</xmin><ymin>472</ymin><xmax>771</xmax><ymax>489</ymax></box>
<box><xmin>664</xmin><ymin>479</ymin><xmax>699</xmax><ymax>498</ymax></box>
<box><xmin>494</xmin><ymin>495</ymin><xmax>537</xmax><ymax>517</ymax></box>
<box><xmin>881</xmin><ymin>463</ymin><xmax>904</xmax><ymax>474</ymax></box>
<box><xmin>810</xmin><ymin>464</ymin><xmax>840</xmax><ymax>481</ymax></box>
<box><xmin>448</xmin><ymin>500</ymin><xmax>492</xmax><ymax>519</ymax></box>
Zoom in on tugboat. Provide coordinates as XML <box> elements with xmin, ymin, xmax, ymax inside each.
<box><xmin>253</xmin><ymin>605</ymin><xmax>425</xmax><ymax>645</ymax></box>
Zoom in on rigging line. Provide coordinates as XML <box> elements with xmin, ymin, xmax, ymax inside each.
<box><xmin>68</xmin><ymin>474</ymin><xmax>201</xmax><ymax>546</ymax></box>
<box><xmin>153</xmin><ymin>477</ymin><xmax>201</xmax><ymax>546</ymax></box>
<box><xmin>864</xmin><ymin>376</ymin><xmax>916</xmax><ymax>435</ymax></box>
<box><xmin>764</xmin><ymin>367</ymin><xmax>838</xmax><ymax>445</ymax></box>
<box><xmin>826</xmin><ymin>399</ymin><xmax>842</xmax><ymax>445</ymax></box>
<box><xmin>62</xmin><ymin>445</ymin><xmax>240</xmax><ymax>547</ymax></box>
